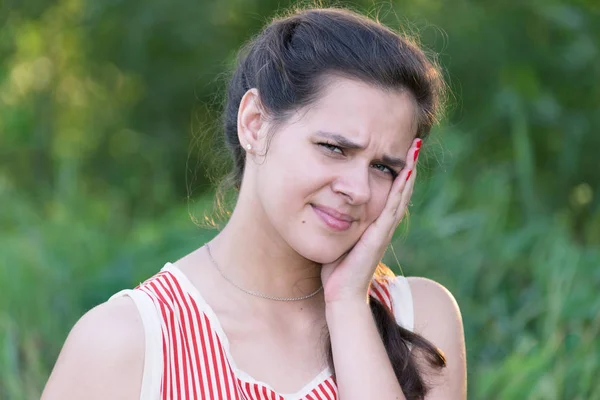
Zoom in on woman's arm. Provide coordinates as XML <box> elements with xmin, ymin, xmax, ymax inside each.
<box><xmin>326</xmin><ymin>277</ymin><xmax>466</xmax><ymax>400</ymax></box>
<box><xmin>326</xmin><ymin>298</ymin><xmax>406</xmax><ymax>399</ymax></box>
<box><xmin>41</xmin><ymin>296</ymin><xmax>144</xmax><ymax>399</ymax></box>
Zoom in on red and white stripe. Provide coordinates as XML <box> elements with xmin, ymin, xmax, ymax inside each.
<box><xmin>134</xmin><ymin>270</ymin><xmax>392</xmax><ymax>399</ymax></box>
<box><xmin>369</xmin><ymin>278</ymin><xmax>394</xmax><ymax>313</ymax></box>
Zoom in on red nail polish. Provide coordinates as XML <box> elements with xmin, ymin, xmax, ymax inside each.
<box><xmin>413</xmin><ymin>148</ymin><xmax>420</xmax><ymax>162</ymax></box>
<box><xmin>406</xmin><ymin>169</ymin><xmax>412</xmax><ymax>181</ymax></box>
<box><xmin>416</xmin><ymin>139</ymin><xmax>422</xmax><ymax>149</ymax></box>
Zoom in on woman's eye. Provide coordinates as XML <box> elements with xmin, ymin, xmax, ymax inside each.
<box><xmin>319</xmin><ymin>143</ymin><xmax>344</xmax><ymax>154</ymax></box>
<box><xmin>372</xmin><ymin>164</ymin><xmax>398</xmax><ymax>178</ymax></box>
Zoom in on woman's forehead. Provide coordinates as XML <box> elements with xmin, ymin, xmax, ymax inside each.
<box><xmin>298</xmin><ymin>77</ymin><xmax>417</xmax><ymax>147</ymax></box>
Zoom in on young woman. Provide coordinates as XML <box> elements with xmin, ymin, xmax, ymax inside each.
<box><xmin>43</xmin><ymin>8</ymin><xmax>466</xmax><ymax>400</ymax></box>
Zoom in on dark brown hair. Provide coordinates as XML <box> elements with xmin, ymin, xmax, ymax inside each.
<box><xmin>220</xmin><ymin>7</ymin><xmax>446</xmax><ymax>399</ymax></box>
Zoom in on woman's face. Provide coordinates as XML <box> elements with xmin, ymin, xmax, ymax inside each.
<box><xmin>250</xmin><ymin>77</ymin><xmax>418</xmax><ymax>264</ymax></box>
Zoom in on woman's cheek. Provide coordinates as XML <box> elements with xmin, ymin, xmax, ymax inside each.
<box><xmin>370</xmin><ymin>190</ymin><xmax>389</xmax><ymax>221</ymax></box>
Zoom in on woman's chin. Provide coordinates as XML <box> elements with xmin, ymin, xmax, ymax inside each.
<box><xmin>296</xmin><ymin>241</ymin><xmax>354</xmax><ymax>265</ymax></box>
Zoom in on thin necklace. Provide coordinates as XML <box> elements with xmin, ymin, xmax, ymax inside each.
<box><xmin>204</xmin><ymin>243</ymin><xmax>324</xmax><ymax>302</ymax></box>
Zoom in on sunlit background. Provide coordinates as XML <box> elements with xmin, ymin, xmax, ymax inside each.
<box><xmin>1</xmin><ymin>0</ymin><xmax>599</xmax><ymax>398</ymax></box>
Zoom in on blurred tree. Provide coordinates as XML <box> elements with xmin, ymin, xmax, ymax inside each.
<box><xmin>1</xmin><ymin>0</ymin><xmax>599</xmax><ymax>398</ymax></box>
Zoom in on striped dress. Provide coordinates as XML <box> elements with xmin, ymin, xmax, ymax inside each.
<box><xmin>109</xmin><ymin>263</ymin><xmax>414</xmax><ymax>400</ymax></box>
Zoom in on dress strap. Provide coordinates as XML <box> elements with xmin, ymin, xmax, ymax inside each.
<box><xmin>109</xmin><ymin>289</ymin><xmax>163</xmax><ymax>400</ymax></box>
<box><xmin>389</xmin><ymin>276</ymin><xmax>414</xmax><ymax>332</ymax></box>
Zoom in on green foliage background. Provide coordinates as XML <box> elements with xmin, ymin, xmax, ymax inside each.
<box><xmin>1</xmin><ymin>0</ymin><xmax>599</xmax><ymax>398</ymax></box>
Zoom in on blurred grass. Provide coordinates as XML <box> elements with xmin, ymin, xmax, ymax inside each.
<box><xmin>0</xmin><ymin>183</ymin><xmax>215</xmax><ymax>399</ymax></box>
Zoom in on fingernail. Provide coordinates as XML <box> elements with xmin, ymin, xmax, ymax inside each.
<box><xmin>413</xmin><ymin>148</ymin><xmax>420</xmax><ymax>162</ymax></box>
<box><xmin>405</xmin><ymin>169</ymin><xmax>412</xmax><ymax>181</ymax></box>
<box><xmin>416</xmin><ymin>139</ymin><xmax>422</xmax><ymax>149</ymax></box>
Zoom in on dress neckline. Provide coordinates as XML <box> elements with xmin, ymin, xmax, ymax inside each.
<box><xmin>161</xmin><ymin>262</ymin><xmax>334</xmax><ymax>399</ymax></box>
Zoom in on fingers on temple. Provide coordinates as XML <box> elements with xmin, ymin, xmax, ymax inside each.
<box><xmin>379</xmin><ymin>138</ymin><xmax>421</xmax><ymax>234</ymax></box>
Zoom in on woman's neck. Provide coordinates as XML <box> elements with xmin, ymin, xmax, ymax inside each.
<box><xmin>207</xmin><ymin>199</ymin><xmax>323</xmax><ymax>301</ymax></box>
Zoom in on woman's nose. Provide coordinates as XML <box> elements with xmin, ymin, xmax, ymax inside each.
<box><xmin>331</xmin><ymin>165</ymin><xmax>371</xmax><ymax>205</ymax></box>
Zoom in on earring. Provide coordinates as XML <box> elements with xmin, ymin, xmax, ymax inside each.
<box><xmin>246</xmin><ymin>144</ymin><xmax>252</xmax><ymax>150</ymax></box>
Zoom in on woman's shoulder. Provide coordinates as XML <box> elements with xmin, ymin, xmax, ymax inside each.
<box><xmin>405</xmin><ymin>276</ymin><xmax>467</xmax><ymax>397</ymax></box>
<box><xmin>406</xmin><ymin>276</ymin><xmax>461</xmax><ymax>312</ymax></box>
<box><xmin>42</xmin><ymin>296</ymin><xmax>144</xmax><ymax>399</ymax></box>
<box><xmin>405</xmin><ymin>276</ymin><xmax>463</xmax><ymax>336</ymax></box>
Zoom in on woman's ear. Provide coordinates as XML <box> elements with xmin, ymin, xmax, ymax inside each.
<box><xmin>237</xmin><ymin>88</ymin><xmax>266</xmax><ymax>155</ymax></box>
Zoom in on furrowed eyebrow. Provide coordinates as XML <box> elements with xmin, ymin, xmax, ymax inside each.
<box><xmin>380</xmin><ymin>154</ymin><xmax>406</xmax><ymax>169</ymax></box>
<box><xmin>316</xmin><ymin>131</ymin><xmax>364</xmax><ymax>150</ymax></box>
<box><xmin>315</xmin><ymin>130</ymin><xmax>407</xmax><ymax>169</ymax></box>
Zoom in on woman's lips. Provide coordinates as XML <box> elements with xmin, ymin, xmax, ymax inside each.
<box><xmin>311</xmin><ymin>204</ymin><xmax>353</xmax><ymax>231</ymax></box>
